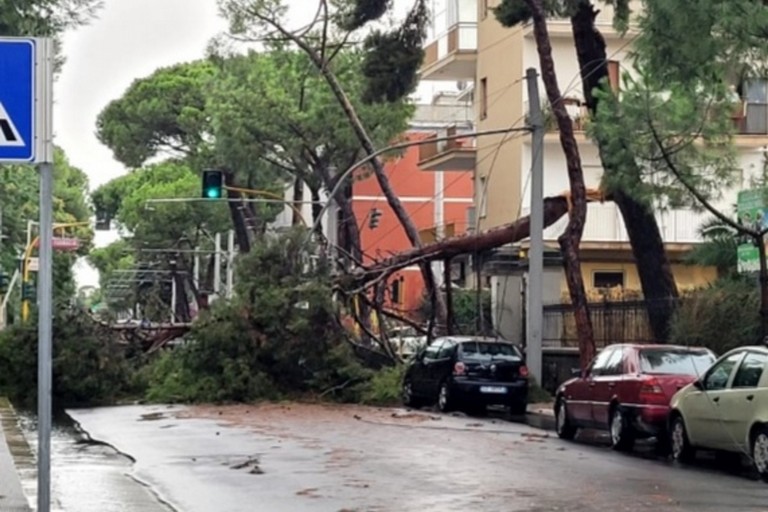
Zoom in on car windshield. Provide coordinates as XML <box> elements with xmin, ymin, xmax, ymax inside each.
<box><xmin>459</xmin><ymin>341</ymin><xmax>521</xmax><ymax>361</ymax></box>
<box><xmin>639</xmin><ymin>348</ymin><xmax>715</xmax><ymax>376</ymax></box>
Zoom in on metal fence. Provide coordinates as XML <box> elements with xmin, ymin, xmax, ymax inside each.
<box><xmin>542</xmin><ymin>299</ymin><xmax>670</xmax><ymax>348</ymax></box>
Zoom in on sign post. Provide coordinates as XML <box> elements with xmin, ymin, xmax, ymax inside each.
<box><xmin>0</xmin><ymin>37</ymin><xmax>54</xmax><ymax>512</ymax></box>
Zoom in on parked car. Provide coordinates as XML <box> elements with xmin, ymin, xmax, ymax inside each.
<box><xmin>402</xmin><ymin>336</ymin><xmax>529</xmax><ymax>415</ymax></box>
<box><xmin>554</xmin><ymin>343</ymin><xmax>716</xmax><ymax>451</ymax></box>
<box><xmin>668</xmin><ymin>345</ymin><xmax>768</xmax><ymax>480</ymax></box>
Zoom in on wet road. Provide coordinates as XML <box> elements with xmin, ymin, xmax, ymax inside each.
<box><xmin>67</xmin><ymin>403</ymin><xmax>768</xmax><ymax>512</ymax></box>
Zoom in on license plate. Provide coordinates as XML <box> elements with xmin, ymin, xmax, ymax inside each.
<box><xmin>480</xmin><ymin>386</ymin><xmax>507</xmax><ymax>394</ymax></box>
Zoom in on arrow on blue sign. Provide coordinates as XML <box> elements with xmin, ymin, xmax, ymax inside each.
<box><xmin>0</xmin><ymin>38</ymin><xmax>36</xmax><ymax>162</ymax></box>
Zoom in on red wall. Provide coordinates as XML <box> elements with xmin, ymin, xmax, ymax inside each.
<box><xmin>352</xmin><ymin>131</ymin><xmax>473</xmax><ymax>319</ymax></box>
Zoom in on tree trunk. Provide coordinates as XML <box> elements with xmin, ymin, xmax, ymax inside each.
<box><xmin>353</xmin><ymin>195</ymin><xmax>572</xmax><ymax>287</ymax></box>
<box><xmin>310</xmin><ymin>185</ymin><xmax>323</xmax><ymax>228</ymax></box>
<box><xmin>292</xmin><ymin>177</ymin><xmax>304</xmax><ymax>226</ymax></box>
<box><xmin>309</xmin><ymin>54</ymin><xmax>447</xmax><ymax>332</ymax></box>
<box><xmin>222</xmin><ymin>170</ymin><xmax>252</xmax><ymax>253</ymax></box>
<box><xmin>570</xmin><ymin>0</ymin><xmax>679</xmax><ymax>341</ymax></box>
<box><xmin>526</xmin><ymin>0</ymin><xmax>595</xmax><ymax>367</ymax></box>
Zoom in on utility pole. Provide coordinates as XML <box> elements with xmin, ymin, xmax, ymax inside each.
<box><xmin>213</xmin><ymin>232</ymin><xmax>221</xmax><ymax>302</ymax></box>
<box><xmin>193</xmin><ymin>246</ymin><xmax>200</xmax><ymax>290</ymax></box>
<box><xmin>226</xmin><ymin>230</ymin><xmax>235</xmax><ymax>299</ymax></box>
<box><xmin>526</xmin><ymin>67</ymin><xmax>544</xmax><ymax>385</ymax></box>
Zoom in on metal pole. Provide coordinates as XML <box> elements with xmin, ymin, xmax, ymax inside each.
<box><xmin>526</xmin><ymin>67</ymin><xmax>544</xmax><ymax>385</ymax></box>
<box><xmin>170</xmin><ymin>277</ymin><xmax>177</xmax><ymax>324</ymax></box>
<box><xmin>37</xmin><ymin>37</ymin><xmax>55</xmax><ymax>512</ymax></box>
<box><xmin>213</xmin><ymin>232</ymin><xmax>221</xmax><ymax>301</ymax></box>
<box><xmin>226</xmin><ymin>230</ymin><xmax>235</xmax><ymax>299</ymax></box>
<box><xmin>193</xmin><ymin>246</ymin><xmax>200</xmax><ymax>290</ymax></box>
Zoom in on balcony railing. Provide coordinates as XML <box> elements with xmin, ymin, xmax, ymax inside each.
<box><xmin>418</xmin><ymin>125</ymin><xmax>476</xmax><ymax>171</ymax></box>
<box><xmin>525</xmin><ymin>98</ymin><xmax>768</xmax><ymax>136</ymax></box>
<box><xmin>420</xmin><ymin>22</ymin><xmax>477</xmax><ymax>81</ymax></box>
<box><xmin>521</xmin><ymin>203</ymin><xmax>705</xmax><ymax>244</ymax></box>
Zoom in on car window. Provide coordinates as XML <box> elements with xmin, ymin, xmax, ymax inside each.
<box><xmin>704</xmin><ymin>352</ymin><xmax>744</xmax><ymax>391</ymax></box>
<box><xmin>600</xmin><ymin>348</ymin><xmax>625</xmax><ymax>376</ymax></box>
<box><xmin>459</xmin><ymin>342</ymin><xmax>522</xmax><ymax>361</ymax></box>
<box><xmin>639</xmin><ymin>348</ymin><xmax>715</xmax><ymax>377</ymax></box>
<box><xmin>732</xmin><ymin>352</ymin><xmax>768</xmax><ymax>389</ymax></box>
<box><xmin>423</xmin><ymin>340</ymin><xmax>443</xmax><ymax>360</ymax></box>
<box><xmin>589</xmin><ymin>348</ymin><xmax>615</xmax><ymax>376</ymax></box>
<box><xmin>437</xmin><ymin>341</ymin><xmax>456</xmax><ymax>359</ymax></box>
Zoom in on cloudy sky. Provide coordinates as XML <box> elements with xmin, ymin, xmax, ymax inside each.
<box><xmin>59</xmin><ymin>0</ymin><xmax>437</xmax><ymax>288</ymax></box>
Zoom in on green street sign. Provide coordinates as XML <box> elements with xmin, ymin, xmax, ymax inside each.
<box><xmin>737</xmin><ymin>188</ymin><xmax>768</xmax><ymax>274</ymax></box>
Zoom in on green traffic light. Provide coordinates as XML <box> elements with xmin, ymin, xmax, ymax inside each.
<box><xmin>205</xmin><ymin>188</ymin><xmax>221</xmax><ymax>199</ymax></box>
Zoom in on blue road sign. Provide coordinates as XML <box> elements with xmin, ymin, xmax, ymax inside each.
<box><xmin>0</xmin><ymin>38</ymin><xmax>36</xmax><ymax>163</ymax></box>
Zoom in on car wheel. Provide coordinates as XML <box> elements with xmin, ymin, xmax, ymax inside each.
<box><xmin>555</xmin><ymin>398</ymin><xmax>577</xmax><ymax>440</ymax></box>
<box><xmin>437</xmin><ymin>381</ymin><xmax>454</xmax><ymax>412</ymax></box>
<box><xmin>402</xmin><ymin>380</ymin><xmax>421</xmax><ymax>408</ymax></box>
<box><xmin>509</xmin><ymin>401</ymin><xmax>527</xmax><ymax>416</ymax></box>
<box><xmin>670</xmin><ymin>414</ymin><xmax>695</xmax><ymax>463</ymax></box>
<box><xmin>609</xmin><ymin>406</ymin><xmax>635</xmax><ymax>452</ymax></box>
<box><xmin>751</xmin><ymin>426</ymin><xmax>768</xmax><ymax>481</ymax></box>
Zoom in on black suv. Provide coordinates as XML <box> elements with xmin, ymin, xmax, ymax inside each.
<box><xmin>402</xmin><ymin>336</ymin><xmax>529</xmax><ymax>415</ymax></box>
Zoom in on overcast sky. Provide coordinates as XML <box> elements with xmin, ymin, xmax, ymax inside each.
<box><xmin>60</xmin><ymin>0</ymin><xmax>438</xmax><ymax>288</ymax></box>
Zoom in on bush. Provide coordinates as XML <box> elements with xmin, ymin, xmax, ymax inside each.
<box><xmin>360</xmin><ymin>365</ymin><xmax>405</xmax><ymax>405</ymax></box>
<box><xmin>144</xmin><ymin>230</ymin><xmax>373</xmax><ymax>404</ymax></box>
<box><xmin>0</xmin><ymin>308</ymin><xmax>135</xmax><ymax>409</ymax></box>
<box><xmin>420</xmin><ymin>288</ymin><xmax>493</xmax><ymax>334</ymax></box>
<box><xmin>670</xmin><ymin>277</ymin><xmax>760</xmax><ymax>354</ymax></box>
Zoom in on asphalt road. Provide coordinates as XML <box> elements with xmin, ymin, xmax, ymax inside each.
<box><xmin>67</xmin><ymin>403</ymin><xmax>768</xmax><ymax>512</ymax></box>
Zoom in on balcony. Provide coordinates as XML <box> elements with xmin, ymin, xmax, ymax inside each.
<box><xmin>420</xmin><ymin>22</ymin><xmax>477</xmax><ymax>82</ymax></box>
<box><xmin>418</xmin><ymin>125</ymin><xmax>476</xmax><ymax>171</ymax></box>
<box><xmin>521</xmin><ymin>203</ymin><xmax>706</xmax><ymax>245</ymax></box>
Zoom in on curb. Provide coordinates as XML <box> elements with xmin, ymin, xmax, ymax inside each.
<box><xmin>525</xmin><ymin>403</ymin><xmax>555</xmax><ymax>432</ymax></box>
<box><xmin>0</xmin><ymin>398</ymin><xmax>32</xmax><ymax>511</ymax></box>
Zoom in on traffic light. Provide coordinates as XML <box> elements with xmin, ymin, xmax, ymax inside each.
<box><xmin>202</xmin><ymin>169</ymin><xmax>224</xmax><ymax>199</ymax></box>
<box><xmin>22</xmin><ymin>282</ymin><xmax>35</xmax><ymax>301</ymax></box>
<box><xmin>368</xmin><ymin>208</ymin><xmax>382</xmax><ymax>229</ymax></box>
<box><xmin>0</xmin><ymin>272</ymin><xmax>9</xmax><ymax>294</ymax></box>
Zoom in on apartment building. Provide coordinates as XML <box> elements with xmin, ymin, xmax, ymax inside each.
<box><xmin>419</xmin><ymin>0</ymin><xmax>768</xmax><ymax>342</ymax></box>
<box><xmin>354</xmin><ymin>94</ymin><xmax>475</xmax><ymax>317</ymax></box>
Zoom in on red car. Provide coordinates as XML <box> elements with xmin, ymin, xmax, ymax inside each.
<box><xmin>554</xmin><ymin>343</ymin><xmax>716</xmax><ymax>451</ymax></box>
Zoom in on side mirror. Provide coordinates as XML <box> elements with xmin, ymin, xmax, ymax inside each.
<box><xmin>693</xmin><ymin>379</ymin><xmax>704</xmax><ymax>391</ymax></box>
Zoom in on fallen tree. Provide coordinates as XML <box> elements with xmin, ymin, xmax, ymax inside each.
<box><xmin>344</xmin><ymin>189</ymin><xmax>605</xmax><ymax>291</ymax></box>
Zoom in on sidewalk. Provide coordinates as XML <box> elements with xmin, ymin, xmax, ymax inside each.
<box><xmin>526</xmin><ymin>401</ymin><xmax>555</xmax><ymax>431</ymax></box>
<box><xmin>0</xmin><ymin>398</ymin><xmax>31</xmax><ymax>512</ymax></box>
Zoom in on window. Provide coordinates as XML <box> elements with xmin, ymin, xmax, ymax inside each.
<box><xmin>459</xmin><ymin>342</ymin><xmax>522</xmax><ymax>361</ymax></box>
<box><xmin>424</xmin><ymin>340</ymin><xmax>444</xmax><ymax>360</ymax></box>
<box><xmin>744</xmin><ymin>79</ymin><xmax>768</xmax><ymax>134</ymax></box>
<box><xmin>589</xmin><ymin>348</ymin><xmax>615</xmax><ymax>376</ymax></box>
<box><xmin>600</xmin><ymin>348</ymin><xmax>625</xmax><ymax>376</ymax></box>
<box><xmin>639</xmin><ymin>348</ymin><xmax>715</xmax><ymax>377</ymax></box>
<box><xmin>704</xmin><ymin>352</ymin><xmax>744</xmax><ymax>391</ymax></box>
<box><xmin>607</xmin><ymin>60</ymin><xmax>620</xmax><ymax>93</ymax></box>
<box><xmin>478</xmin><ymin>176</ymin><xmax>488</xmax><ymax>218</ymax></box>
<box><xmin>732</xmin><ymin>352</ymin><xmax>768</xmax><ymax>388</ymax></box>
<box><xmin>437</xmin><ymin>341</ymin><xmax>456</xmax><ymax>359</ymax></box>
<box><xmin>480</xmin><ymin>77</ymin><xmax>488</xmax><ymax>119</ymax></box>
<box><xmin>593</xmin><ymin>271</ymin><xmax>624</xmax><ymax>289</ymax></box>
<box><xmin>391</xmin><ymin>277</ymin><xmax>404</xmax><ymax>305</ymax></box>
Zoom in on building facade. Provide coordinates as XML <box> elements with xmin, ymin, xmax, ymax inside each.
<box><xmin>419</xmin><ymin>0</ymin><xmax>768</xmax><ymax>342</ymax></box>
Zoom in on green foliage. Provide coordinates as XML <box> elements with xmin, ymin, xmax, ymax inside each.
<box><xmin>96</xmin><ymin>61</ymin><xmax>216</xmax><ymax>169</ymax></box>
<box><xmin>684</xmin><ymin>216</ymin><xmax>738</xmax><ymax>277</ymax></box>
<box><xmin>360</xmin><ymin>364</ymin><xmax>404</xmax><ymax>405</ymax></box>
<box><xmin>670</xmin><ymin>277</ymin><xmax>760</xmax><ymax>354</ymax></box>
<box><xmin>337</xmin><ymin>0</ymin><xmax>391</xmax><ymax>30</ymax></box>
<box><xmin>0</xmin><ymin>309</ymin><xmax>135</xmax><ymax>409</ymax></box>
<box><xmin>208</xmin><ymin>47</ymin><xmax>413</xmax><ymax>177</ymax></box>
<box><xmin>420</xmin><ymin>289</ymin><xmax>493</xmax><ymax>334</ymax></box>
<box><xmin>0</xmin><ymin>0</ymin><xmax>101</xmax><ymax>37</ymax></box>
<box><xmin>635</xmin><ymin>0</ymin><xmax>768</xmax><ymax>87</ymax></box>
<box><xmin>590</xmin><ymin>76</ymin><xmax>738</xmax><ymax>208</ymax></box>
<box><xmin>360</xmin><ymin>1</ymin><xmax>426</xmax><ymax>104</ymax></box>
<box><xmin>144</xmin><ymin>230</ymin><xmax>371</xmax><ymax>403</ymax></box>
